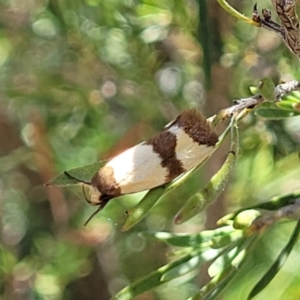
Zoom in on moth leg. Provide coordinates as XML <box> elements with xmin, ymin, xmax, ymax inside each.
<box><xmin>84</xmin><ymin>195</ymin><xmax>112</xmax><ymax>226</ymax></box>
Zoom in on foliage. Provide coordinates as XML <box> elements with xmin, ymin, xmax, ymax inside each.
<box><xmin>1</xmin><ymin>0</ymin><xmax>300</xmax><ymax>300</ymax></box>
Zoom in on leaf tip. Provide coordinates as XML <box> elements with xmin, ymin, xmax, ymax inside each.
<box><xmin>247</xmin><ymin>290</ymin><xmax>256</xmax><ymax>300</ymax></box>
<box><xmin>121</xmin><ymin>224</ymin><xmax>130</xmax><ymax>232</ymax></box>
<box><xmin>173</xmin><ymin>213</ymin><xmax>183</xmax><ymax>224</ymax></box>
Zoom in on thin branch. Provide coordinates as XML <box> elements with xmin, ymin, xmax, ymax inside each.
<box><xmin>253</xmin><ymin>0</ymin><xmax>300</xmax><ymax>57</ymax></box>
<box><xmin>275</xmin><ymin>80</ymin><xmax>300</xmax><ymax>98</ymax></box>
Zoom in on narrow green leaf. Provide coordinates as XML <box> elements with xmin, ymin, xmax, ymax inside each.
<box><xmin>208</xmin><ymin>237</ymin><xmax>248</xmax><ymax>278</ymax></box>
<box><xmin>254</xmin><ymin>191</ymin><xmax>300</xmax><ymax>210</ymax></box>
<box><xmin>46</xmin><ymin>161</ymin><xmax>105</xmax><ymax>186</ymax></box>
<box><xmin>190</xmin><ymin>268</ymin><xmax>237</xmax><ymax>300</ymax></box>
<box><xmin>281</xmin><ymin>93</ymin><xmax>300</xmax><ymax>103</ymax></box>
<box><xmin>290</xmin><ymin>90</ymin><xmax>300</xmax><ymax>99</ymax></box>
<box><xmin>111</xmin><ymin>248</ymin><xmax>221</xmax><ymax>300</ymax></box>
<box><xmin>249</xmin><ymin>86</ymin><xmax>259</xmax><ymax>95</ymax></box>
<box><xmin>190</xmin><ymin>260</ymin><xmax>239</xmax><ymax>300</ymax></box>
<box><xmin>209</xmin><ymin>229</ymin><xmax>243</xmax><ymax>250</ymax></box>
<box><xmin>195</xmin><ymin>236</ymin><xmax>257</xmax><ymax>300</ymax></box>
<box><xmin>218</xmin><ymin>190</ymin><xmax>300</xmax><ymax>225</ymax></box>
<box><xmin>140</xmin><ymin>226</ymin><xmax>235</xmax><ymax>248</ymax></box>
<box><xmin>248</xmin><ymin>218</ymin><xmax>300</xmax><ymax>299</ymax></box>
<box><xmin>160</xmin><ymin>256</ymin><xmax>201</xmax><ymax>281</ymax></box>
<box><xmin>233</xmin><ymin>209</ymin><xmax>262</xmax><ymax>229</ymax></box>
<box><xmin>276</xmin><ymin>99</ymin><xmax>300</xmax><ymax>111</ymax></box>
<box><xmin>122</xmin><ymin>186</ymin><xmax>166</xmax><ymax>231</ymax></box>
<box><xmin>255</xmin><ymin>108</ymin><xmax>300</xmax><ymax>119</ymax></box>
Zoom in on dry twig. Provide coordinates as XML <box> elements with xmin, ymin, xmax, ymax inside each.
<box><xmin>253</xmin><ymin>0</ymin><xmax>300</xmax><ymax>57</ymax></box>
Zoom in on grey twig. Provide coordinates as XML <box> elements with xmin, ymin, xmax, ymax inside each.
<box><xmin>250</xmin><ymin>198</ymin><xmax>300</xmax><ymax>232</ymax></box>
<box><xmin>209</xmin><ymin>79</ymin><xmax>300</xmax><ymax>126</ymax></box>
<box><xmin>253</xmin><ymin>0</ymin><xmax>300</xmax><ymax>58</ymax></box>
<box><xmin>275</xmin><ymin>80</ymin><xmax>300</xmax><ymax>99</ymax></box>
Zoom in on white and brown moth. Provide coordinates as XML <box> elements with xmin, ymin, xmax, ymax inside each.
<box><xmin>66</xmin><ymin>109</ymin><xmax>218</xmax><ymax>210</ymax></box>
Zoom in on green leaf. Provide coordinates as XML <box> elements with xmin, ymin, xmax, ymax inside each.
<box><xmin>194</xmin><ymin>236</ymin><xmax>257</xmax><ymax>300</ymax></box>
<box><xmin>209</xmin><ymin>228</ymin><xmax>243</xmax><ymax>250</ymax></box>
<box><xmin>254</xmin><ymin>191</ymin><xmax>300</xmax><ymax>211</ymax></box>
<box><xmin>249</xmin><ymin>86</ymin><xmax>259</xmax><ymax>95</ymax></box>
<box><xmin>257</xmin><ymin>78</ymin><xmax>276</xmax><ymax>102</ymax></box>
<box><xmin>122</xmin><ymin>186</ymin><xmax>166</xmax><ymax>231</ymax></box>
<box><xmin>160</xmin><ymin>256</ymin><xmax>201</xmax><ymax>281</ymax></box>
<box><xmin>218</xmin><ymin>190</ymin><xmax>300</xmax><ymax>225</ymax></box>
<box><xmin>233</xmin><ymin>209</ymin><xmax>262</xmax><ymax>229</ymax></box>
<box><xmin>140</xmin><ymin>225</ymin><xmax>236</xmax><ymax>248</ymax></box>
<box><xmin>46</xmin><ymin>161</ymin><xmax>106</xmax><ymax>186</ymax></box>
<box><xmin>208</xmin><ymin>237</ymin><xmax>248</xmax><ymax>278</ymax></box>
<box><xmin>255</xmin><ymin>108</ymin><xmax>300</xmax><ymax>119</ymax></box>
<box><xmin>0</xmin><ymin>246</ymin><xmax>17</xmax><ymax>276</ymax></box>
<box><xmin>281</xmin><ymin>91</ymin><xmax>300</xmax><ymax>102</ymax></box>
<box><xmin>111</xmin><ymin>248</ymin><xmax>221</xmax><ymax>300</ymax></box>
<box><xmin>248</xmin><ymin>218</ymin><xmax>300</xmax><ymax>299</ymax></box>
<box><xmin>276</xmin><ymin>98</ymin><xmax>300</xmax><ymax>111</ymax></box>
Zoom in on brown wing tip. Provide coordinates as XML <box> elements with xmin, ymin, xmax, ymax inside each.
<box><xmin>176</xmin><ymin>109</ymin><xmax>219</xmax><ymax>146</ymax></box>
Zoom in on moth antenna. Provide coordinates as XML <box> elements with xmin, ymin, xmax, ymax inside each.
<box><xmin>84</xmin><ymin>204</ymin><xmax>104</xmax><ymax>226</ymax></box>
<box><xmin>84</xmin><ymin>195</ymin><xmax>111</xmax><ymax>226</ymax></box>
<box><xmin>64</xmin><ymin>171</ymin><xmax>91</xmax><ymax>185</ymax></box>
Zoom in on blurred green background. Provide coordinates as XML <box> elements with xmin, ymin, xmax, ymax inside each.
<box><xmin>1</xmin><ymin>0</ymin><xmax>300</xmax><ymax>299</ymax></box>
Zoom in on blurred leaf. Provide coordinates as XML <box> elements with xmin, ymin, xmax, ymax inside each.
<box><xmin>195</xmin><ymin>235</ymin><xmax>257</xmax><ymax>300</ymax></box>
<box><xmin>218</xmin><ymin>190</ymin><xmax>300</xmax><ymax>225</ymax></box>
<box><xmin>122</xmin><ymin>186</ymin><xmax>166</xmax><ymax>231</ymax></box>
<box><xmin>257</xmin><ymin>78</ymin><xmax>276</xmax><ymax>102</ymax></box>
<box><xmin>141</xmin><ymin>225</ymin><xmax>236</xmax><ymax>248</ymax></box>
<box><xmin>248</xmin><ymin>218</ymin><xmax>300</xmax><ymax>300</ymax></box>
<box><xmin>209</xmin><ymin>228</ymin><xmax>243</xmax><ymax>250</ymax></box>
<box><xmin>0</xmin><ymin>246</ymin><xmax>17</xmax><ymax>277</ymax></box>
<box><xmin>111</xmin><ymin>247</ymin><xmax>222</xmax><ymax>300</ymax></box>
<box><xmin>277</xmin><ymin>97</ymin><xmax>299</xmax><ymax>109</ymax></box>
<box><xmin>160</xmin><ymin>256</ymin><xmax>201</xmax><ymax>281</ymax></box>
<box><xmin>208</xmin><ymin>236</ymin><xmax>252</xmax><ymax>278</ymax></box>
<box><xmin>191</xmin><ymin>270</ymin><xmax>236</xmax><ymax>300</ymax></box>
<box><xmin>233</xmin><ymin>209</ymin><xmax>262</xmax><ymax>229</ymax></box>
<box><xmin>255</xmin><ymin>108</ymin><xmax>300</xmax><ymax>119</ymax></box>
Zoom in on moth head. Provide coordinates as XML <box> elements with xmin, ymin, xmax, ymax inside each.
<box><xmin>88</xmin><ymin>184</ymin><xmax>102</xmax><ymax>205</ymax></box>
<box><xmin>64</xmin><ymin>171</ymin><xmax>109</xmax><ymax>225</ymax></box>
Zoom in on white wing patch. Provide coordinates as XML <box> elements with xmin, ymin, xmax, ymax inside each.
<box><xmin>105</xmin><ymin>144</ymin><xmax>169</xmax><ymax>194</ymax></box>
<box><xmin>169</xmin><ymin>125</ymin><xmax>214</xmax><ymax>170</ymax></box>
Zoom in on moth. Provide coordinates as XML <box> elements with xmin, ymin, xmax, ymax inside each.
<box><xmin>66</xmin><ymin>109</ymin><xmax>218</xmax><ymax>212</ymax></box>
